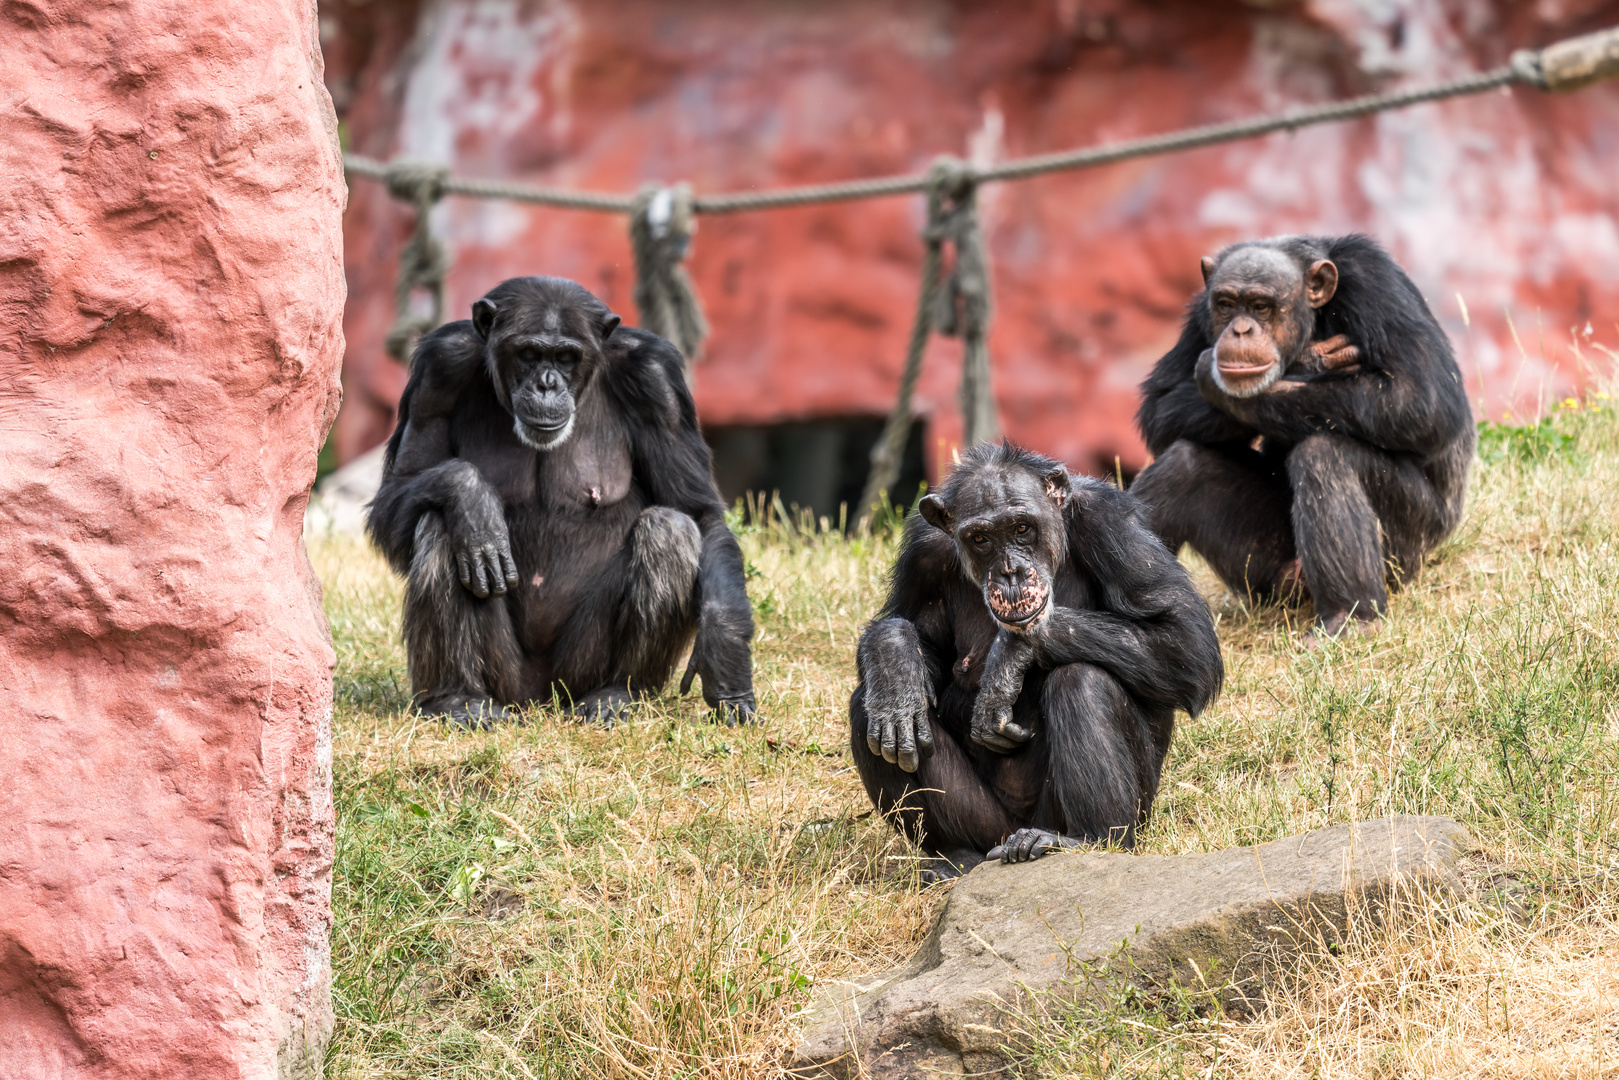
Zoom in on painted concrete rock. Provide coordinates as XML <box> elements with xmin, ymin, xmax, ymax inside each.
<box><xmin>0</xmin><ymin>0</ymin><xmax>345</xmax><ymax>1075</ymax></box>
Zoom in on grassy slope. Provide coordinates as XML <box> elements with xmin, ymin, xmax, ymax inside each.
<box><xmin>316</xmin><ymin>399</ymin><xmax>1618</xmax><ymax>1079</ymax></box>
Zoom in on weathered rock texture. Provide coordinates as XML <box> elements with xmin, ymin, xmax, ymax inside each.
<box><xmin>791</xmin><ymin>817</ymin><xmax>1474</xmax><ymax>1079</ymax></box>
<box><xmin>322</xmin><ymin>0</ymin><xmax>1619</xmax><ymax>476</ymax></box>
<box><xmin>0</xmin><ymin>2</ymin><xmax>345</xmax><ymax>1077</ymax></box>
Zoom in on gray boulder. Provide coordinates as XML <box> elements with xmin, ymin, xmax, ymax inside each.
<box><xmin>791</xmin><ymin>816</ymin><xmax>1473</xmax><ymax>1078</ymax></box>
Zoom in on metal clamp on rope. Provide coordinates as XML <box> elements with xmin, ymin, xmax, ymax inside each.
<box><xmin>1516</xmin><ymin>25</ymin><xmax>1619</xmax><ymax>92</ymax></box>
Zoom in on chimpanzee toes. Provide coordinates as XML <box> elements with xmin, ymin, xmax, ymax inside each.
<box><xmin>417</xmin><ymin>694</ymin><xmax>510</xmax><ymax>731</ymax></box>
<box><xmin>919</xmin><ymin>849</ymin><xmax>985</xmax><ymax>885</ymax></box>
<box><xmin>570</xmin><ymin>687</ymin><xmax>636</xmax><ymax>727</ymax></box>
<box><xmin>1302</xmin><ymin>611</ymin><xmax>1381</xmax><ymax>649</ymax></box>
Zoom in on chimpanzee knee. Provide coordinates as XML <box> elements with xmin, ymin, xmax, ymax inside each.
<box><xmin>404</xmin><ymin>512</ymin><xmax>526</xmax><ymax>714</ymax></box>
<box><xmin>1040</xmin><ymin>664</ymin><xmax>1155</xmax><ymax>847</ymax></box>
<box><xmin>1287</xmin><ymin>434</ymin><xmax>1387</xmax><ymax>621</ymax></box>
<box><xmin>615</xmin><ymin>506</ymin><xmax>702</xmax><ymax>688</ymax></box>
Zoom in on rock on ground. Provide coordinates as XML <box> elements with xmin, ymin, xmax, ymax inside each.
<box><xmin>791</xmin><ymin>817</ymin><xmax>1474</xmax><ymax>1079</ymax></box>
<box><xmin>0</xmin><ymin>1</ymin><xmax>345</xmax><ymax>1077</ymax></box>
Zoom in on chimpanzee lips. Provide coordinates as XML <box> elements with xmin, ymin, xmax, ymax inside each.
<box><xmin>986</xmin><ymin>578</ymin><xmax>1049</xmax><ymax>626</ymax></box>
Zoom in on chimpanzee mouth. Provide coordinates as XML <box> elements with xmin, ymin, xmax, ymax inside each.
<box><xmin>986</xmin><ymin>578</ymin><xmax>1050</xmax><ymax>629</ymax></box>
<box><xmin>513</xmin><ymin>414</ymin><xmax>575</xmax><ymax>451</ymax></box>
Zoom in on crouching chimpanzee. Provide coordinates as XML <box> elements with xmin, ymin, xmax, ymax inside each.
<box><xmin>1132</xmin><ymin>235</ymin><xmax>1474</xmax><ymax>641</ymax></box>
<box><xmin>367</xmin><ymin>277</ymin><xmax>755</xmax><ymax>728</ymax></box>
<box><xmin>851</xmin><ymin>443</ymin><xmax>1223</xmax><ymax>879</ymax></box>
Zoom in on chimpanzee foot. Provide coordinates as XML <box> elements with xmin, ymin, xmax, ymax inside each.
<box><xmin>919</xmin><ymin>848</ymin><xmax>986</xmax><ymax>885</ymax></box>
<box><xmin>418</xmin><ymin>694</ymin><xmax>512</xmax><ymax>731</ymax></box>
<box><xmin>1302</xmin><ymin>611</ymin><xmax>1380</xmax><ymax>649</ymax></box>
<box><xmin>987</xmin><ymin>828</ymin><xmax>1079</xmax><ymax>864</ymax></box>
<box><xmin>1275</xmin><ymin>558</ymin><xmax>1309</xmax><ymax>604</ymax></box>
<box><xmin>570</xmin><ymin>686</ymin><xmax>637</xmax><ymax>727</ymax></box>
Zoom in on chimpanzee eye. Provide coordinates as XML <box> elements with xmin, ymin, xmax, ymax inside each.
<box><xmin>968</xmin><ymin>533</ymin><xmax>988</xmax><ymax>546</ymax></box>
<box><xmin>1016</xmin><ymin>523</ymin><xmax>1029</xmax><ymax>535</ymax></box>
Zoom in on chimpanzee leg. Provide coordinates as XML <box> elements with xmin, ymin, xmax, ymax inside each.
<box><xmin>1038</xmin><ymin>663</ymin><xmax>1159</xmax><ymax>848</ymax></box>
<box><xmin>849</xmin><ymin>690</ymin><xmax>1015</xmax><ymax>864</ymax></box>
<box><xmin>403</xmin><ymin>513</ymin><xmax>528</xmax><ymax>728</ymax></box>
<box><xmin>1130</xmin><ymin>439</ymin><xmax>1300</xmax><ymax>600</ymax></box>
<box><xmin>554</xmin><ymin>506</ymin><xmax>701</xmax><ymax>721</ymax></box>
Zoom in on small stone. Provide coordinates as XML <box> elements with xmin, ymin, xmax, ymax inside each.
<box><xmin>790</xmin><ymin>816</ymin><xmax>1473</xmax><ymax>1079</ymax></box>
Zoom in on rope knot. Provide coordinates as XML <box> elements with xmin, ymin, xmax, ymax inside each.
<box><xmin>631</xmin><ymin>182</ymin><xmax>709</xmax><ymax>366</ymax></box>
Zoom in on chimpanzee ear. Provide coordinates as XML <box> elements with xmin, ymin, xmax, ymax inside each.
<box><xmin>917</xmin><ymin>494</ymin><xmax>953</xmax><ymax>534</ymax></box>
<box><xmin>471</xmin><ymin>298</ymin><xmax>498</xmax><ymax>340</ymax></box>
<box><xmin>1043</xmin><ymin>465</ymin><xmax>1070</xmax><ymax>507</ymax></box>
<box><xmin>599</xmin><ymin>312</ymin><xmax>621</xmax><ymax>339</ymax></box>
<box><xmin>1200</xmin><ymin>256</ymin><xmax>1217</xmax><ymax>284</ymax></box>
<box><xmin>1306</xmin><ymin>259</ymin><xmax>1339</xmax><ymax>308</ymax></box>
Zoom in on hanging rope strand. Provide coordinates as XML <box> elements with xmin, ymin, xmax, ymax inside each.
<box><xmin>630</xmin><ymin>183</ymin><xmax>709</xmax><ymax>366</ymax></box>
<box><xmin>857</xmin><ymin>160</ymin><xmax>956</xmax><ymax>526</ymax></box>
<box><xmin>382</xmin><ymin>162</ymin><xmax>452</xmax><ymax>364</ymax></box>
<box><xmin>927</xmin><ymin>160</ymin><xmax>998</xmax><ymax>448</ymax></box>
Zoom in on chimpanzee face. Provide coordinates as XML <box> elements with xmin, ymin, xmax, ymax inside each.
<box><xmin>472</xmin><ymin>293</ymin><xmax>620</xmax><ymax>451</ymax></box>
<box><xmin>919</xmin><ymin>462</ymin><xmax>1070</xmax><ymax>633</ymax></box>
<box><xmin>1202</xmin><ymin>245</ymin><xmax>1337</xmax><ymax>399</ymax></box>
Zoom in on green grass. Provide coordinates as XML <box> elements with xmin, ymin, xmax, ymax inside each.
<box><xmin>315</xmin><ymin>396</ymin><xmax>1619</xmax><ymax>1079</ymax></box>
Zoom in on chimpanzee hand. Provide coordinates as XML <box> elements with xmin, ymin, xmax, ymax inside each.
<box><xmin>1311</xmin><ymin>333</ymin><xmax>1361</xmax><ymax>371</ymax></box>
<box><xmin>444</xmin><ymin>471</ymin><xmax>518</xmax><ymax>599</ymax></box>
<box><xmin>681</xmin><ymin>605</ymin><xmax>757</xmax><ymax>725</ymax></box>
<box><xmin>859</xmin><ymin>623</ymin><xmax>936</xmax><ymax>773</ymax></box>
<box><xmin>970</xmin><ymin>629</ymin><xmax>1037</xmax><ymax>754</ymax></box>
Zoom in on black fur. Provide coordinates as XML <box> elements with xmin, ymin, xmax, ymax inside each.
<box><xmin>367</xmin><ymin>277</ymin><xmax>755</xmax><ymax>726</ymax></box>
<box><xmin>849</xmin><ymin>442</ymin><xmax>1223</xmax><ymax>871</ymax></box>
<box><xmin>1132</xmin><ymin>235</ymin><xmax>1474</xmax><ymax>630</ymax></box>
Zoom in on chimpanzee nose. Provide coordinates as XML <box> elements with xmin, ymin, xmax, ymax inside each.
<box><xmin>1231</xmin><ymin>316</ymin><xmax>1254</xmax><ymax>336</ymax></box>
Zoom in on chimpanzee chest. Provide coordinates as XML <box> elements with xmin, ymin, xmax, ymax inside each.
<box><xmin>534</xmin><ymin>408</ymin><xmax>635</xmax><ymax>514</ymax></box>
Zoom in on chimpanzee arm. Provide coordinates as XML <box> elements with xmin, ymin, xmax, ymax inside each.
<box><xmin>366</xmin><ymin>324</ymin><xmax>519</xmax><ymax>597</ymax></box>
<box><xmin>613</xmin><ymin>329</ymin><xmax>756</xmax><ymax>721</ymax></box>
<box><xmin>1138</xmin><ymin>313</ymin><xmax>1256</xmax><ymax>456</ymax></box>
<box><xmin>855</xmin><ymin>516</ymin><xmax>957</xmax><ymax>771</ymax></box>
<box><xmin>1033</xmin><ymin>480</ymin><xmax>1223</xmax><ymax>714</ymax></box>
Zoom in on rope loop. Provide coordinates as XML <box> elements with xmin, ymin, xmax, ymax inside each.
<box><xmin>383</xmin><ymin>161</ymin><xmax>452</xmax><ymax>363</ymax></box>
<box><xmin>630</xmin><ymin>182</ymin><xmax>709</xmax><ymax>366</ymax></box>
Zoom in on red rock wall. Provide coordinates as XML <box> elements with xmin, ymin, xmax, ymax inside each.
<box><xmin>0</xmin><ymin>1</ymin><xmax>344</xmax><ymax>1076</ymax></box>
<box><xmin>326</xmin><ymin>0</ymin><xmax>1619</xmax><ymax>476</ymax></box>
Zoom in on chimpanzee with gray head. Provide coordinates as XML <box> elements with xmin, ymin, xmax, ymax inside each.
<box><xmin>1133</xmin><ymin>235</ymin><xmax>1474</xmax><ymax>642</ymax></box>
<box><xmin>368</xmin><ymin>276</ymin><xmax>755</xmax><ymax>728</ymax></box>
<box><xmin>851</xmin><ymin>442</ymin><xmax>1222</xmax><ymax>879</ymax></box>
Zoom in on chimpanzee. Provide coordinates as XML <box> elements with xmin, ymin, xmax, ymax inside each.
<box><xmin>1132</xmin><ymin>235</ymin><xmax>1474</xmax><ymax>640</ymax></box>
<box><xmin>367</xmin><ymin>277</ymin><xmax>755</xmax><ymax>728</ymax></box>
<box><xmin>850</xmin><ymin>442</ymin><xmax>1223</xmax><ymax>878</ymax></box>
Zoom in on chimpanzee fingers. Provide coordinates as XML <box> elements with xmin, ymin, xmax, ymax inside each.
<box><xmin>1029</xmin><ymin>832</ymin><xmax>1057</xmax><ymax>859</ymax></box>
<box><xmin>913</xmin><ymin>706</ymin><xmax>936</xmax><ymax>759</ymax></box>
<box><xmin>500</xmin><ymin>545</ymin><xmax>519</xmax><ymax>590</ymax></box>
<box><xmin>997</xmin><ymin>718</ymin><xmax>1034</xmax><ymax>745</ymax></box>
<box><xmin>455</xmin><ymin>551</ymin><xmax>474</xmax><ymax>592</ymax></box>
<box><xmin>680</xmin><ymin>652</ymin><xmax>699</xmax><ymax>695</ymax></box>
<box><xmin>895</xmin><ymin>716</ymin><xmax>919</xmax><ymax>774</ymax></box>
<box><xmin>880</xmin><ymin>712</ymin><xmax>899</xmax><ymax>764</ymax></box>
<box><xmin>483</xmin><ymin>547</ymin><xmax>507</xmax><ymax>595</ymax></box>
<box><xmin>469</xmin><ymin>551</ymin><xmax>491</xmax><ymax>598</ymax></box>
<box><xmin>985</xmin><ymin>843</ymin><xmax>1006</xmax><ymax>861</ymax></box>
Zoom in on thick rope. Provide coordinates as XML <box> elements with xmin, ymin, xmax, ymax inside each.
<box><xmin>382</xmin><ymin>161</ymin><xmax>451</xmax><ymax>363</ymax></box>
<box><xmin>856</xmin><ymin>159</ymin><xmax>957</xmax><ymax>525</ymax></box>
<box><xmin>630</xmin><ymin>183</ymin><xmax>709</xmax><ymax>364</ymax></box>
<box><xmin>928</xmin><ymin>160</ymin><xmax>999</xmax><ymax>449</ymax></box>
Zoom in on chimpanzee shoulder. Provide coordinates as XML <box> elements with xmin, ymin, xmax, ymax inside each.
<box><xmin>599</xmin><ymin>326</ymin><xmax>695</xmax><ymax>436</ymax></box>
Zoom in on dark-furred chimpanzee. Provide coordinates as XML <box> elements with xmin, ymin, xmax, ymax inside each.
<box><xmin>367</xmin><ymin>277</ymin><xmax>755</xmax><ymax>728</ymax></box>
<box><xmin>1132</xmin><ymin>235</ymin><xmax>1474</xmax><ymax>640</ymax></box>
<box><xmin>851</xmin><ymin>442</ymin><xmax>1223</xmax><ymax>879</ymax></box>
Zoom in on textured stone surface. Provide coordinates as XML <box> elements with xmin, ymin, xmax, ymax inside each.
<box><xmin>0</xmin><ymin>2</ymin><xmax>345</xmax><ymax>1077</ymax></box>
<box><xmin>791</xmin><ymin>817</ymin><xmax>1474</xmax><ymax>1078</ymax></box>
<box><xmin>322</xmin><ymin>0</ymin><xmax>1619</xmax><ymax>476</ymax></box>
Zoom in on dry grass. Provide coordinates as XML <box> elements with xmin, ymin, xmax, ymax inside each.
<box><xmin>315</xmin><ymin>396</ymin><xmax>1619</xmax><ymax>1079</ymax></box>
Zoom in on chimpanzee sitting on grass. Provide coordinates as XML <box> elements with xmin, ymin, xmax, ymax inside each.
<box><xmin>850</xmin><ymin>442</ymin><xmax>1223</xmax><ymax>880</ymax></box>
<box><xmin>368</xmin><ymin>277</ymin><xmax>755</xmax><ymax>728</ymax></box>
<box><xmin>1132</xmin><ymin>235</ymin><xmax>1474</xmax><ymax>641</ymax></box>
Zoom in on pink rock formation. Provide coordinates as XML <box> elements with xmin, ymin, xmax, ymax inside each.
<box><xmin>325</xmin><ymin>0</ymin><xmax>1619</xmax><ymax>478</ymax></box>
<box><xmin>0</xmin><ymin>2</ymin><xmax>345</xmax><ymax>1076</ymax></box>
